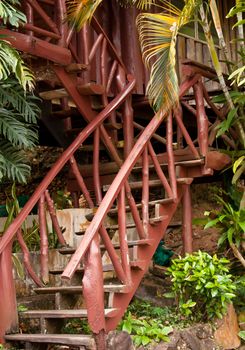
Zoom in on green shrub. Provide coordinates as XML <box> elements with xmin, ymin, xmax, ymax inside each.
<box><xmin>166</xmin><ymin>251</ymin><xmax>236</xmax><ymax>321</ymax></box>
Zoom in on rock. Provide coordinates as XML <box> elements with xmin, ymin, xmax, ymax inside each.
<box><xmin>180</xmin><ymin>330</ymin><xmax>201</xmax><ymax>350</ymax></box>
<box><xmin>214</xmin><ymin>303</ymin><xmax>241</xmax><ymax>349</ymax></box>
<box><xmin>195</xmin><ymin>324</ymin><xmax>212</xmax><ymax>339</ymax></box>
<box><xmin>154</xmin><ymin>331</ymin><xmax>180</xmax><ymax>349</ymax></box>
<box><xmin>106</xmin><ymin>330</ymin><xmax>135</xmax><ymax>350</ymax></box>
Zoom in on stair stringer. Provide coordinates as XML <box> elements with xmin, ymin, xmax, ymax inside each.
<box><xmin>106</xmin><ymin>185</ymin><xmax>185</xmax><ymax>331</ymax></box>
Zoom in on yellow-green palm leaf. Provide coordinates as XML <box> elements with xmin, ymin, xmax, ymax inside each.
<box><xmin>137</xmin><ymin>0</ymin><xmax>202</xmax><ymax>112</ymax></box>
<box><xmin>65</xmin><ymin>0</ymin><xmax>102</xmax><ymax>30</ymax></box>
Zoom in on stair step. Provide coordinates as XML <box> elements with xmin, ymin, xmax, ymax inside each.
<box><xmin>76</xmin><ymin>82</ymin><xmax>104</xmax><ymax>95</ymax></box>
<box><xmin>34</xmin><ymin>284</ymin><xmax>127</xmax><ymax>294</ymax></box>
<box><xmin>39</xmin><ymin>88</ymin><xmax>68</xmax><ymax>100</ymax></box>
<box><xmin>65</xmin><ymin>63</ymin><xmax>89</xmax><ymax>73</ymax></box>
<box><xmin>177</xmin><ymin>177</ymin><xmax>193</xmax><ymax>185</ymax></box>
<box><xmin>58</xmin><ymin>239</ymin><xmax>154</xmax><ymax>255</ymax></box>
<box><xmin>149</xmin><ymin>215</ymin><xmax>168</xmax><ymax>225</ymax></box>
<box><xmin>103</xmin><ymin>179</ymin><xmax>164</xmax><ymax>191</ymax></box>
<box><xmin>5</xmin><ymin>334</ymin><xmax>96</xmax><ymax>348</ymax></box>
<box><xmin>108</xmin><ymin>198</ymin><xmax>174</xmax><ymax>216</ymax></box>
<box><xmin>20</xmin><ymin>308</ymin><xmax>118</xmax><ymax>319</ymax></box>
<box><xmin>75</xmin><ymin>222</ymin><xmax>137</xmax><ymax>235</ymax></box>
<box><xmin>49</xmin><ymin>263</ymin><xmax>115</xmax><ymax>274</ymax></box>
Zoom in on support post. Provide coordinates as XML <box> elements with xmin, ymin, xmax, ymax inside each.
<box><xmin>182</xmin><ymin>184</ymin><xmax>193</xmax><ymax>254</ymax></box>
<box><xmin>0</xmin><ymin>240</ymin><xmax>18</xmax><ymax>342</ymax></box>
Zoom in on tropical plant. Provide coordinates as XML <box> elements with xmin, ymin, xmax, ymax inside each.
<box><xmin>166</xmin><ymin>251</ymin><xmax>236</xmax><ymax>320</ymax></box>
<box><xmin>0</xmin><ymin>1</ymin><xmax>40</xmax><ymax>183</ymax></box>
<box><xmin>119</xmin><ymin>311</ymin><xmax>173</xmax><ymax>346</ymax></box>
<box><xmin>204</xmin><ymin>193</ymin><xmax>245</xmax><ymax>268</ymax></box>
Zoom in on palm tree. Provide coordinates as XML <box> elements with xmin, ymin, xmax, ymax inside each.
<box><xmin>0</xmin><ymin>0</ymin><xmax>40</xmax><ymax>183</ymax></box>
<box><xmin>66</xmin><ymin>0</ymin><xmax>245</xmax><ymax>146</ymax></box>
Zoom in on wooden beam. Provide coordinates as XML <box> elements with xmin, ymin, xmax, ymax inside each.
<box><xmin>0</xmin><ymin>29</ymin><xmax>71</xmax><ymax>65</ymax></box>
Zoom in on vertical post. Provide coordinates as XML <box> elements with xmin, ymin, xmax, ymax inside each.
<box><xmin>57</xmin><ymin>0</ymin><xmax>68</xmax><ymax>47</ymax></box>
<box><xmin>25</xmin><ymin>2</ymin><xmax>34</xmax><ymax>37</ymax></box>
<box><xmin>83</xmin><ymin>233</ymin><xmax>106</xmax><ymax>350</ymax></box>
<box><xmin>117</xmin><ymin>66</ymin><xmax>134</xmax><ymax>158</ymax></box>
<box><xmin>193</xmin><ymin>81</ymin><xmax>209</xmax><ymax>157</ymax></box>
<box><xmin>0</xmin><ymin>240</ymin><xmax>18</xmax><ymax>342</ymax></box>
<box><xmin>118</xmin><ymin>186</ymin><xmax>131</xmax><ymax>285</ymax></box>
<box><xmin>142</xmin><ymin>147</ymin><xmax>149</xmax><ymax>236</ymax></box>
<box><xmin>39</xmin><ymin>194</ymin><xmax>49</xmax><ymax>284</ymax></box>
<box><xmin>175</xmin><ymin>105</ymin><xmax>184</xmax><ymax>149</ymax></box>
<box><xmin>93</xmin><ymin>128</ymin><xmax>103</xmax><ymax>205</ymax></box>
<box><xmin>166</xmin><ymin>113</ymin><xmax>177</xmax><ymax>201</ymax></box>
<box><xmin>182</xmin><ymin>184</ymin><xmax>193</xmax><ymax>254</ymax></box>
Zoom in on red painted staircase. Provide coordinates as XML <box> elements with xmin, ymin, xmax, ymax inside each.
<box><xmin>0</xmin><ymin>1</ymin><xmax>227</xmax><ymax>349</ymax></box>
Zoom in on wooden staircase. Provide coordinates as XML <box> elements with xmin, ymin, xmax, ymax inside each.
<box><xmin>0</xmin><ymin>1</ymin><xmax>229</xmax><ymax>349</ymax></box>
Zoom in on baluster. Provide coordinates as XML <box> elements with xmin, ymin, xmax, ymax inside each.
<box><xmin>193</xmin><ymin>81</ymin><xmax>209</xmax><ymax>157</ymax></box>
<box><xmin>173</xmin><ymin>109</ymin><xmax>200</xmax><ymax>158</ymax></box>
<box><xmin>93</xmin><ymin>129</ymin><xmax>103</xmax><ymax>205</ymax></box>
<box><xmin>182</xmin><ymin>184</ymin><xmax>193</xmax><ymax>253</ymax></box>
<box><xmin>16</xmin><ymin>229</ymin><xmax>43</xmax><ymax>286</ymax></box>
<box><xmin>101</xmin><ymin>38</ymin><xmax>118</xmax><ymax>142</ymax></box>
<box><xmin>166</xmin><ymin>113</ymin><xmax>177</xmax><ymax>201</ymax></box>
<box><xmin>0</xmin><ymin>240</ymin><xmax>18</xmax><ymax>340</ymax></box>
<box><xmin>142</xmin><ymin>147</ymin><xmax>149</xmax><ymax>236</ymax></box>
<box><xmin>89</xmin><ymin>34</ymin><xmax>104</xmax><ymax>63</ymax></box>
<box><xmin>118</xmin><ymin>186</ymin><xmax>132</xmax><ymax>285</ymax></box>
<box><xmin>56</xmin><ymin>0</ymin><xmax>68</xmax><ymax>47</ymax></box>
<box><xmin>25</xmin><ymin>0</ymin><xmax>59</xmax><ymax>35</ymax></box>
<box><xmin>38</xmin><ymin>194</ymin><xmax>49</xmax><ymax>284</ymax></box>
<box><xmin>148</xmin><ymin>142</ymin><xmax>173</xmax><ymax>198</ymax></box>
<box><xmin>69</xmin><ymin>156</ymin><xmax>94</xmax><ymax>209</ymax></box>
<box><xmin>125</xmin><ymin>182</ymin><xmax>146</xmax><ymax>239</ymax></box>
<box><xmin>25</xmin><ymin>2</ymin><xmax>34</xmax><ymax>37</ymax></box>
<box><xmin>44</xmin><ymin>190</ymin><xmax>67</xmax><ymax>246</ymax></box>
<box><xmin>176</xmin><ymin>105</ymin><xmax>184</xmax><ymax>149</ymax></box>
<box><xmin>106</xmin><ymin>60</ymin><xmax>118</xmax><ymax>94</ymax></box>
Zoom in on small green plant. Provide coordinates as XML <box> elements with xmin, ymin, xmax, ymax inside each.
<box><xmin>166</xmin><ymin>251</ymin><xmax>236</xmax><ymax>321</ymax></box>
<box><xmin>204</xmin><ymin>194</ymin><xmax>245</xmax><ymax>268</ymax></box>
<box><xmin>120</xmin><ymin>311</ymin><xmax>172</xmax><ymax>347</ymax></box>
<box><xmin>62</xmin><ymin>319</ymin><xmax>91</xmax><ymax>335</ymax></box>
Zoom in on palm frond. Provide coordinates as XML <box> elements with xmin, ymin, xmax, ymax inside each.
<box><xmin>65</xmin><ymin>0</ymin><xmax>102</xmax><ymax>30</ymax></box>
<box><xmin>0</xmin><ymin>108</ymin><xmax>38</xmax><ymax>148</ymax></box>
<box><xmin>137</xmin><ymin>11</ymin><xmax>180</xmax><ymax>111</ymax></box>
<box><xmin>0</xmin><ymin>0</ymin><xmax>26</xmax><ymax>27</ymax></box>
<box><xmin>0</xmin><ymin>40</ymin><xmax>34</xmax><ymax>90</ymax></box>
<box><xmin>137</xmin><ymin>0</ymin><xmax>202</xmax><ymax>112</ymax></box>
<box><xmin>0</xmin><ymin>140</ymin><xmax>31</xmax><ymax>183</ymax></box>
<box><xmin>0</xmin><ymin>79</ymin><xmax>40</xmax><ymax>123</ymax></box>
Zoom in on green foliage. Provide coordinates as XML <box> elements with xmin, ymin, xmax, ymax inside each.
<box><xmin>166</xmin><ymin>251</ymin><xmax>236</xmax><ymax>321</ymax></box>
<box><xmin>239</xmin><ymin>331</ymin><xmax>245</xmax><ymax>341</ymax></box>
<box><xmin>62</xmin><ymin>318</ymin><xmax>91</xmax><ymax>335</ymax></box>
<box><xmin>0</xmin><ymin>79</ymin><xmax>40</xmax><ymax>183</ymax></box>
<box><xmin>204</xmin><ymin>194</ymin><xmax>245</xmax><ymax>250</ymax></box>
<box><xmin>0</xmin><ymin>0</ymin><xmax>26</xmax><ymax>27</ymax></box>
<box><xmin>118</xmin><ymin>299</ymin><xmax>193</xmax><ymax>346</ymax></box>
<box><xmin>120</xmin><ymin>312</ymin><xmax>172</xmax><ymax>347</ymax></box>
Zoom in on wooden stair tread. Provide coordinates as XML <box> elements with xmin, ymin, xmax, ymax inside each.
<box><xmin>65</xmin><ymin>63</ymin><xmax>89</xmax><ymax>73</ymax></box>
<box><xmin>20</xmin><ymin>308</ymin><xmax>118</xmax><ymax>318</ymax></box>
<box><xmin>76</xmin><ymin>82</ymin><xmax>105</xmax><ymax>95</ymax></box>
<box><xmin>49</xmin><ymin>264</ymin><xmax>115</xmax><ymax>274</ymax></box>
<box><xmin>58</xmin><ymin>239</ymin><xmax>154</xmax><ymax>255</ymax></box>
<box><xmin>108</xmin><ymin>198</ymin><xmax>174</xmax><ymax>216</ymax></box>
<box><xmin>34</xmin><ymin>284</ymin><xmax>126</xmax><ymax>294</ymax></box>
<box><xmin>5</xmin><ymin>334</ymin><xmax>96</xmax><ymax>348</ymax></box>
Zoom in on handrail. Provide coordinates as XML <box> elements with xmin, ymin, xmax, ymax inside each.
<box><xmin>0</xmin><ymin>77</ymin><xmax>136</xmax><ymax>255</ymax></box>
<box><xmin>61</xmin><ymin>72</ymin><xmax>208</xmax><ymax>280</ymax></box>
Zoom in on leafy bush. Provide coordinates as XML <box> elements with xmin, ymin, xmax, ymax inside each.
<box><xmin>120</xmin><ymin>311</ymin><xmax>172</xmax><ymax>347</ymax></box>
<box><xmin>166</xmin><ymin>251</ymin><xmax>236</xmax><ymax>321</ymax></box>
